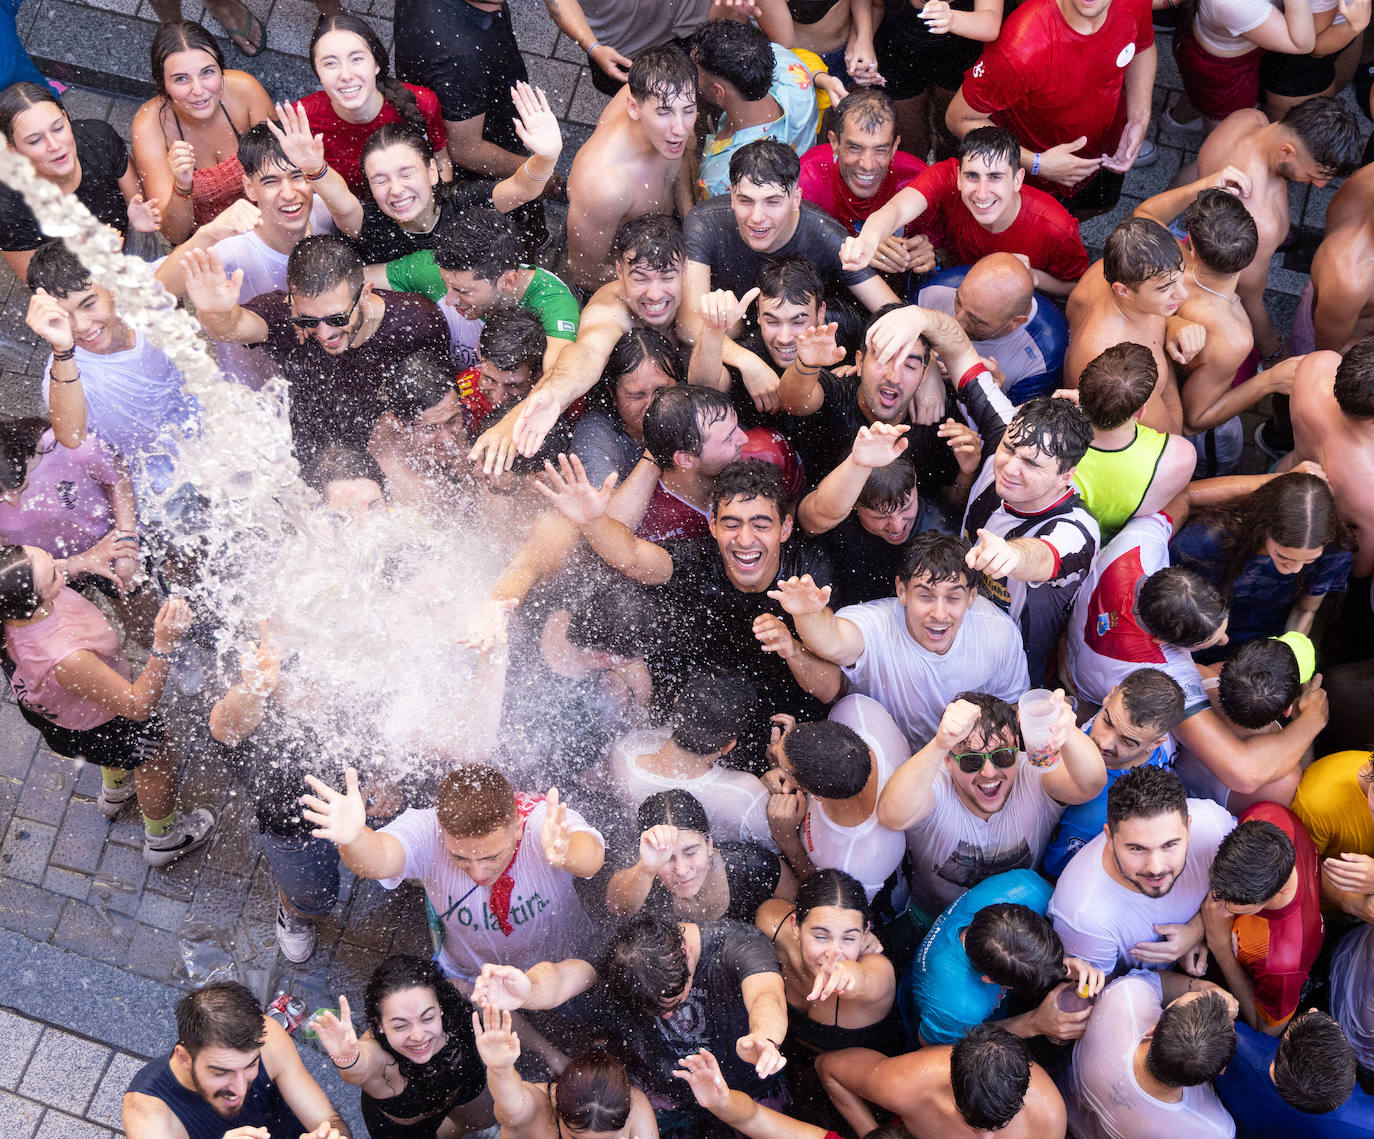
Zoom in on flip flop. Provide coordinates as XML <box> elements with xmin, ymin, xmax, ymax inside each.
<box><xmin>212</xmin><ymin>0</ymin><xmax>267</xmax><ymax>57</ymax></box>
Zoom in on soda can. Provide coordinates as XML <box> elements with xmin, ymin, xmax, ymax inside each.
<box><xmin>267</xmin><ymin>991</ymin><xmax>308</xmax><ymax>1033</ymax></box>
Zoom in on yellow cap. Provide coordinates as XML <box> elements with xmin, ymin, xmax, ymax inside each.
<box><xmin>1273</xmin><ymin>631</ymin><xmax>1316</xmax><ymax>684</ymax></box>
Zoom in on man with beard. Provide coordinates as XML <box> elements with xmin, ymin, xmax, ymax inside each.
<box><xmin>369</xmin><ymin>349</ymin><xmax>472</xmax><ymax>513</ymax></box>
<box><xmin>1049</xmin><ymin>765</ymin><xmax>1235</xmax><ymax>975</ymax></box>
<box><xmin>124</xmin><ymin>981</ymin><xmax>348</xmax><ymax>1139</ymax></box>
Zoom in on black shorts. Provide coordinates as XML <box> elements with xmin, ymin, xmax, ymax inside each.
<box><xmin>874</xmin><ymin>13</ymin><xmax>984</xmax><ymax>97</ymax></box>
<box><xmin>1260</xmin><ymin>50</ymin><xmax>1338</xmax><ymax>98</ymax></box>
<box><xmin>19</xmin><ymin>703</ymin><xmax>165</xmax><ymax>771</ymax></box>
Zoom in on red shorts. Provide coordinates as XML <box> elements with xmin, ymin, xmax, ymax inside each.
<box><xmin>1175</xmin><ymin>21</ymin><xmax>1262</xmax><ymax>121</ymax></box>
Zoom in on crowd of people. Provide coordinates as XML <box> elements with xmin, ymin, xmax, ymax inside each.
<box><xmin>2</xmin><ymin>0</ymin><xmax>1374</xmax><ymax>1136</ymax></box>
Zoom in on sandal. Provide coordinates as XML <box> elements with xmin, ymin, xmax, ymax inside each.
<box><xmin>209</xmin><ymin>0</ymin><xmax>267</xmax><ymax>57</ymax></box>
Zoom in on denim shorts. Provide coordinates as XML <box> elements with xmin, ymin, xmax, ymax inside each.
<box><xmin>260</xmin><ymin>830</ymin><xmax>340</xmax><ymax>917</ymax></box>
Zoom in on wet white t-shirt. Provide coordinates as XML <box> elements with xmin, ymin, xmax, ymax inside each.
<box><xmin>379</xmin><ymin>795</ymin><xmax>603</xmax><ymax>981</ymax></box>
<box><xmin>1071</xmin><ymin>971</ymin><xmax>1236</xmax><ymax>1139</ymax></box>
<box><xmin>801</xmin><ymin>694</ymin><xmax>911</xmax><ymax>901</ymax></box>
<box><xmin>1049</xmin><ymin>797</ymin><xmax>1236</xmax><ymax>972</ymax></box>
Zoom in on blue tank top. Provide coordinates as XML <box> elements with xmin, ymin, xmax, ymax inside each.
<box><xmin>127</xmin><ymin>1054</ymin><xmax>304</xmax><ymax>1139</ymax></box>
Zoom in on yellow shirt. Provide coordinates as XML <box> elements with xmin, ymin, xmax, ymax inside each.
<box><xmin>1291</xmin><ymin>750</ymin><xmax>1374</xmax><ymax>860</ymax></box>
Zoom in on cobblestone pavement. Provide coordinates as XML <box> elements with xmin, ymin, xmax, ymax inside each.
<box><xmin>0</xmin><ymin>1</ymin><xmax>1368</xmax><ymax>1133</ymax></box>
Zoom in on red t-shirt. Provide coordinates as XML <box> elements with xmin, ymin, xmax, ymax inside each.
<box><xmin>637</xmin><ymin>483</ymin><xmax>709</xmax><ymax>543</ymax></box>
<box><xmin>959</xmin><ymin>0</ymin><xmax>1154</xmax><ymax>196</ymax></box>
<box><xmin>798</xmin><ymin>143</ymin><xmax>936</xmax><ymax>242</ymax></box>
<box><xmin>1232</xmin><ymin>802</ymin><xmax>1324</xmax><ymax>1029</ymax></box>
<box><xmin>909</xmin><ymin>158</ymin><xmax>1090</xmax><ymax>282</ymax></box>
<box><xmin>299</xmin><ymin>84</ymin><xmax>449</xmax><ymax>195</ymax></box>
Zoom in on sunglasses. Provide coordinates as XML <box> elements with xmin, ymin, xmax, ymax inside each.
<box><xmin>288</xmin><ymin>286</ymin><xmax>362</xmax><ymax>330</ymax></box>
<box><xmin>950</xmin><ymin>746</ymin><xmax>1018</xmax><ymax>774</ymax></box>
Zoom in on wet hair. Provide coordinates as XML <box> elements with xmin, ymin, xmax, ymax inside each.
<box><xmin>1219</xmin><ymin>638</ymin><xmax>1300</xmax><ymax>729</ymax></box>
<box><xmin>782</xmin><ymin>719</ymin><xmax>872</xmax><ymax>800</ymax></box>
<box><xmin>553</xmin><ymin>1049</ymin><xmax>633</xmax><ymax>1132</ymax></box>
<box><xmin>604</xmin><ymin>912</ymin><xmax>691</xmax><ymax>1017</ymax></box>
<box><xmin>963</xmin><ymin>904</ymin><xmax>1066</xmax><ymax>997</ymax></box>
<box><xmin>310</xmin><ymin>14</ymin><xmax>429</xmax><ymax>138</ymax></box>
<box><xmin>1004</xmin><ymin>396</ymin><xmax>1093</xmax><ymax>474</ymax></box>
<box><xmin>363</xmin><ymin>954</ymin><xmax>470</xmax><ymax>1059</ymax></box>
<box><xmin>26</xmin><ymin>240</ymin><xmax>93</xmax><ymax>297</ymax></box>
<box><xmin>175</xmin><ymin>982</ymin><xmax>265</xmax><ymax>1058</ymax></box>
<box><xmin>383</xmin><ymin>349</ymin><xmax>455</xmax><ymax>422</ymax></box>
<box><xmin>1103</xmin><ymin>217</ymin><xmax>1184</xmax><ymax>289</ymax></box>
<box><xmin>1106</xmin><ymin>764</ymin><xmax>1188</xmax><ymax>831</ymax></box>
<box><xmin>1136</xmin><ymin>566</ymin><xmax>1228</xmax><ymax>648</ymax></box>
<box><xmin>478</xmin><ymin>307</ymin><xmax>545</xmax><ymax>384</ymax></box>
<box><xmin>1187</xmin><ymin>472</ymin><xmax>1339</xmax><ymax>599</ymax></box>
<box><xmin>642</xmin><ymin>384</ymin><xmax>732</xmax><ymax>464</ymax></box>
<box><xmin>1273</xmin><ymin>1010</ymin><xmax>1357</xmax><ymax>1113</ymax></box>
<box><xmin>757</xmin><ymin>255</ymin><xmax>825</xmax><ymax>311</ymax></box>
<box><xmin>564</xmin><ymin>575</ymin><xmax>656</xmax><ymax>660</ymax></box>
<box><xmin>627</xmin><ymin>43</ymin><xmax>696</xmax><ymax>107</ymax></box>
<box><xmin>710</xmin><ymin>459</ymin><xmax>789</xmax><ymax>521</ymax></box>
<box><xmin>669</xmin><ymin>676</ymin><xmax>748</xmax><ymax>754</ymax></box>
<box><xmin>1184</xmin><ymin>189</ymin><xmax>1258</xmax><ymax>276</ymax></box>
<box><xmin>951</xmin><ymin>691</ymin><xmax>1020</xmax><ymax>753</ymax></box>
<box><xmin>589</xmin><ymin>327</ymin><xmax>684</xmax><ymax>419</ymax></box>
<box><xmin>237</xmin><ymin>121</ymin><xmax>297</xmax><ymax>179</ymax></box>
<box><xmin>1209</xmin><ymin>818</ymin><xmax>1296</xmax><ymax>906</ymax></box>
<box><xmin>1146</xmin><ymin>991</ymin><xmax>1236</xmax><ymax>1087</ymax></box>
<box><xmin>0</xmin><ymin>81</ymin><xmax>61</xmax><ymax>145</ymax></box>
<box><xmin>958</xmin><ymin>126</ymin><xmax>1021</xmax><ymax>172</ymax></box>
<box><xmin>1077</xmin><ymin>343</ymin><xmax>1158</xmax><ymax>429</ymax></box>
<box><xmin>950</xmin><ymin>1024</ymin><xmax>1031</xmax><ymax>1131</ymax></box>
<box><xmin>831</xmin><ymin>87</ymin><xmax>897</xmax><ymax>140</ymax></box>
<box><xmin>862</xmin><ymin>1129</ymin><xmax>916</xmax><ymax>1139</ymax></box>
<box><xmin>1280</xmin><ymin>95</ymin><xmax>1363</xmax><ymax>178</ymax></box>
<box><xmin>897</xmin><ymin>530</ymin><xmax>977</xmax><ymax>590</ymax></box>
<box><xmin>434</xmin><ymin>764</ymin><xmax>516</xmax><ymax>838</ymax></box>
<box><xmin>304</xmin><ymin>444</ymin><xmax>384</xmax><ymax>493</ymax></box>
<box><xmin>694</xmin><ymin>19</ymin><xmax>774</xmax><ymax>102</ymax></box>
<box><xmin>360</xmin><ymin>120</ymin><xmax>435</xmax><ymax>179</ymax></box>
<box><xmin>856</xmin><ymin>454</ymin><xmax>916</xmax><ymax>515</ymax></box>
<box><xmin>637</xmin><ymin>788</ymin><xmax>712</xmax><ymax>840</ymax></box>
<box><xmin>729</xmin><ymin>138</ymin><xmax>801</xmax><ymax>193</ymax></box>
<box><xmin>0</xmin><ymin>417</ymin><xmax>53</xmax><ymax>492</ymax></box>
<box><xmin>286</xmin><ymin>234</ymin><xmax>363</xmax><ymax>297</ymax></box>
<box><xmin>432</xmin><ymin>207</ymin><xmax>522</xmax><ymax>278</ymax></box>
<box><xmin>1116</xmin><ymin>667</ymin><xmax>1186</xmax><ymax>737</ymax></box>
<box><xmin>1334</xmin><ymin>336</ymin><xmax>1374</xmax><ymax>418</ymax></box>
<box><xmin>613</xmin><ymin>214</ymin><xmax>687</xmax><ymax>274</ymax></box>
<box><xmin>794</xmin><ymin>868</ymin><xmax>871</xmax><ymax>925</ymax></box>
<box><xmin>0</xmin><ymin>543</ymin><xmax>40</xmax><ymax>620</ymax></box>
<box><xmin>151</xmin><ymin>21</ymin><xmax>225</xmax><ymax>100</ymax></box>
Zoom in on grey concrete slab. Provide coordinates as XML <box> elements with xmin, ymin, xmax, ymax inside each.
<box><xmin>33</xmin><ymin>1112</ymin><xmax>113</xmax><ymax>1139</ymax></box>
<box><xmin>0</xmin><ymin>1008</ymin><xmax>45</xmax><ymax>1090</ymax></box>
<box><xmin>564</xmin><ymin>66</ymin><xmax>610</xmax><ymax>128</ymax></box>
<box><xmin>42</xmin><ymin>866</ymin><xmax>96</xmax><ymax>902</ymax></box>
<box><xmin>85</xmin><ymin>1052</ymin><xmax>142</xmax><ymax>1130</ymax></box>
<box><xmin>1</xmin><ymin>819</ymin><xmax>60</xmax><ymax>886</ymax></box>
<box><xmin>51</xmin><ymin>898</ymin><xmax>136</xmax><ymax>966</ymax></box>
<box><xmin>522</xmin><ymin>53</ymin><xmax>580</xmax><ymax>119</ymax></box>
<box><xmin>17</xmin><ymin>751</ymin><xmax>79</xmax><ymax>829</ymax></box>
<box><xmin>508</xmin><ymin>0</ymin><xmax>558</xmax><ymax>56</ymax></box>
<box><xmin>18</xmin><ymin>1028</ymin><xmax>111</xmax><ymax>1115</ymax></box>
<box><xmin>0</xmin><ymin>1090</ymin><xmax>45</xmax><ymax>1139</ymax></box>
<box><xmin>0</xmin><ymin>702</ymin><xmax>40</xmax><ymax>778</ymax></box>
<box><xmin>27</xmin><ymin>2</ymin><xmax>158</xmax><ymax>74</ymax></box>
<box><xmin>0</xmin><ymin>876</ymin><xmax>64</xmax><ymax>940</ymax></box>
<box><xmin>49</xmin><ymin>799</ymin><xmax>108</xmax><ymax>875</ymax></box>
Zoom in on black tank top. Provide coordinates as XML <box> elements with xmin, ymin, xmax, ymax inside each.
<box><xmin>126</xmin><ymin>1055</ymin><xmax>302</xmax><ymax>1139</ymax></box>
<box><xmin>789</xmin><ymin>0</ymin><xmax>841</xmax><ymax>24</ymax></box>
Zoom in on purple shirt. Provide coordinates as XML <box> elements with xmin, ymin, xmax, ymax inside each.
<box><xmin>0</xmin><ymin>431</ymin><xmax>120</xmax><ymax>556</ymax></box>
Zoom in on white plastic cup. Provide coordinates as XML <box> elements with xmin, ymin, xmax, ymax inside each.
<box><xmin>1018</xmin><ymin>688</ymin><xmax>1060</xmax><ymax>768</ymax></box>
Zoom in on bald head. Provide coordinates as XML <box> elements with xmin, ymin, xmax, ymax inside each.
<box><xmin>954</xmin><ymin>254</ymin><xmax>1034</xmax><ymax>341</ymax></box>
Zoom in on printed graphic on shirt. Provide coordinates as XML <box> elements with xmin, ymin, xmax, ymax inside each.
<box><xmin>935</xmin><ymin>839</ymin><xmax>1035</xmax><ymax>889</ymax></box>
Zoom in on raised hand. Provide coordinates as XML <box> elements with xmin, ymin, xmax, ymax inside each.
<box><xmin>767</xmin><ymin>574</ymin><xmax>833</xmax><ymax>617</ymax></box>
<box><xmin>850</xmin><ymin>422</ymin><xmax>910</xmax><ymax>469</ymax></box>
<box><xmin>511</xmin><ymin>82</ymin><xmax>563</xmax><ymax>161</ymax></box>
<box><xmin>457</xmin><ymin>597</ymin><xmax>519</xmax><ymax>651</ymax></box>
<box><xmin>26</xmin><ymin>288</ymin><xmax>75</xmax><ymax>353</ymax></box>
<box><xmin>808</xmin><ymin>950</ymin><xmax>860</xmax><ymax>1002</ymax></box>
<box><xmin>753</xmin><ymin>612</ymin><xmax>800</xmax><ymax>660</ymax></box>
<box><xmin>935</xmin><ymin>698</ymin><xmax>982</xmax><ymax>752</ymax></box>
<box><xmin>965</xmin><ymin>527</ymin><xmax>1021</xmax><ymax>579</ymax></box>
<box><xmin>472</xmin><ymin>963</ymin><xmax>533</xmax><ymax>1012</ymax></box>
<box><xmin>699</xmin><ymin>286</ymin><xmax>760</xmax><ymax>334</ymax></box>
<box><xmin>673</xmin><ymin>1048</ymin><xmax>731</xmax><ymax>1113</ymax></box>
<box><xmin>309</xmin><ymin>995</ymin><xmax>359</xmax><ymax>1062</ymax></box>
<box><xmin>937</xmin><ymin>417</ymin><xmax>982</xmax><ymax>477</ymax></box>
<box><xmin>472</xmin><ymin>1003</ymin><xmax>522</xmax><ymax>1068</ymax></box>
<box><xmin>126</xmin><ymin>194</ymin><xmax>162</xmax><ymax>234</ymax></box>
<box><xmin>300</xmin><ymin>766</ymin><xmax>368</xmax><ymax>846</ymax></box>
<box><xmin>168</xmin><ymin>139</ymin><xmax>197</xmax><ymax>195</ymax></box>
<box><xmin>736</xmin><ymin>1032</ymin><xmax>786</xmax><ymax>1078</ymax></box>
<box><xmin>638</xmin><ymin>824</ymin><xmax>679</xmax><ymax>873</ymax></box>
<box><xmin>203</xmin><ymin>198</ymin><xmax>263</xmax><ymax>247</ymax></box>
<box><xmin>796</xmin><ymin>321</ymin><xmax>846</xmax><ymax>370</ymax></box>
<box><xmin>182</xmin><ymin>248</ymin><xmax>244</xmax><ymax>315</ymax></box>
<box><xmin>533</xmin><ymin>452</ymin><xmax>617</xmax><ymax>525</ymax></box>
<box><xmin>865</xmin><ymin>306</ymin><xmax>929</xmax><ymax>367</ymax></box>
<box><xmin>540</xmin><ymin>786</ymin><xmax>571</xmax><ymax>869</ymax></box>
<box><xmin>268</xmin><ymin>101</ymin><xmax>326</xmax><ymax>175</ymax></box>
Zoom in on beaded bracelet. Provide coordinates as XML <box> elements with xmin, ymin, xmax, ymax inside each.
<box><xmin>305</xmin><ymin>161</ymin><xmax>330</xmax><ymax>182</ymax></box>
<box><xmin>51</xmin><ymin>346</ymin><xmax>75</xmax><ymax>362</ymax></box>
<box><xmin>173</xmin><ymin>182</ymin><xmax>194</xmax><ymax>200</ymax></box>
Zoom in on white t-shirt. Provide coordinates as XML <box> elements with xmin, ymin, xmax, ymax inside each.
<box><xmin>802</xmin><ymin>694</ymin><xmax>911</xmax><ymax>901</ymax></box>
<box><xmin>1049</xmin><ymin>797</ymin><xmax>1236</xmax><ymax>973</ymax></box>
<box><xmin>1330</xmin><ymin>921</ymin><xmax>1374</xmax><ymax>1070</ymax></box>
<box><xmin>606</xmin><ymin>727</ymin><xmax>774</xmax><ymax>848</ymax></box>
<box><xmin>1071</xmin><ymin>971</ymin><xmax>1236</xmax><ymax>1139</ymax></box>
<box><xmin>838</xmin><ymin>595</ymin><xmax>1029</xmax><ymax>748</ymax></box>
<box><xmin>378</xmin><ymin>795</ymin><xmax>604</xmax><ymax>981</ymax></box>
<box><xmin>920</xmin><ymin>283</ymin><xmax>1050</xmax><ymax>387</ymax></box>
<box><xmin>1067</xmin><ymin>514</ymin><xmax>1210</xmax><ymax>714</ymax></box>
<box><xmin>1194</xmin><ymin>0</ymin><xmax>1338</xmax><ymax>56</ymax></box>
<box><xmin>905</xmin><ymin>752</ymin><xmax>1065</xmax><ymax>914</ymax></box>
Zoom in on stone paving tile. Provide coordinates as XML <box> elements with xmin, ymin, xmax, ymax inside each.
<box><xmin>51</xmin><ymin>898</ymin><xmax>136</xmax><ymax>966</ymax></box>
<box><xmin>49</xmin><ymin>799</ymin><xmax>109</xmax><ymax>875</ymax></box>
<box><xmin>0</xmin><ymin>1007</ymin><xmax>45</xmax><ymax>1089</ymax></box>
<box><xmin>33</xmin><ymin>1112</ymin><xmax>114</xmax><ymax>1139</ymax></box>
<box><xmin>0</xmin><ymin>775</ymin><xmax>21</xmax><ymax>844</ymax></box>
<box><xmin>85</xmin><ymin>1051</ymin><xmax>142</xmax><ymax>1130</ymax></box>
<box><xmin>134</xmin><ymin>888</ymin><xmax>189</xmax><ymax>933</ymax></box>
<box><xmin>0</xmin><ymin>875</ymin><xmax>65</xmax><ymax>940</ymax></box>
<box><xmin>1</xmin><ymin>819</ymin><xmax>59</xmax><ymax>886</ymax></box>
<box><xmin>91</xmin><ymin>840</ymin><xmax>149</xmax><ymax>917</ymax></box>
<box><xmin>126</xmin><ymin>917</ymin><xmax>188</xmax><ymax>984</ymax></box>
<box><xmin>18</xmin><ymin>1027</ymin><xmax>111</xmax><ymax>1115</ymax></box>
<box><xmin>0</xmin><ymin>1090</ymin><xmax>45</xmax><ymax>1139</ymax></box>
<box><xmin>0</xmin><ymin>702</ymin><xmax>39</xmax><ymax>778</ymax></box>
<box><xmin>42</xmin><ymin>866</ymin><xmax>95</xmax><ymax>902</ymax></box>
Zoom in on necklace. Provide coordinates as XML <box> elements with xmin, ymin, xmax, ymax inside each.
<box><xmin>1191</xmin><ymin>267</ymin><xmax>1239</xmax><ymax>304</ymax></box>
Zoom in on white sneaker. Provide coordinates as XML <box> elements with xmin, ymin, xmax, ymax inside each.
<box><xmin>1133</xmin><ymin>139</ymin><xmax>1159</xmax><ymax>168</ymax></box>
<box><xmin>1163</xmin><ymin>103</ymin><xmax>1204</xmax><ymax>133</ymax></box>
<box><xmin>97</xmin><ymin>781</ymin><xmax>136</xmax><ymax>819</ymax></box>
<box><xmin>275</xmin><ymin>902</ymin><xmax>318</xmax><ymax>964</ymax></box>
<box><xmin>143</xmin><ymin>808</ymin><xmax>215</xmax><ymax>868</ymax></box>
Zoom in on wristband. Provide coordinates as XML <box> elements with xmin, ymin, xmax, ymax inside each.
<box><xmin>174</xmin><ymin>181</ymin><xmax>194</xmax><ymax>200</ymax></box>
<box><xmin>305</xmin><ymin>161</ymin><xmax>330</xmax><ymax>182</ymax></box>
<box><xmin>522</xmin><ymin>159</ymin><xmax>552</xmax><ymax>182</ymax></box>
<box><xmin>149</xmin><ymin>648</ymin><xmax>174</xmax><ymax>661</ymax></box>
<box><xmin>586</xmin><ymin>39</ymin><xmax>603</xmax><ymax>54</ymax></box>
<box><xmin>1031</xmin><ymin>152</ymin><xmax>1041</xmax><ymax>176</ymax></box>
<box><xmin>332</xmin><ymin>1049</ymin><xmax>361</xmax><ymax>1069</ymax></box>
<box><xmin>51</xmin><ymin>346</ymin><xmax>75</xmax><ymax>362</ymax></box>
<box><xmin>51</xmin><ymin>373</ymin><xmax>80</xmax><ymax>384</ymax></box>
<box><xmin>792</xmin><ymin>362</ymin><xmax>820</xmax><ymax>376</ymax></box>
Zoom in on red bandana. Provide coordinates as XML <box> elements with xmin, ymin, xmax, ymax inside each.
<box><xmin>487</xmin><ymin>793</ymin><xmax>542</xmax><ymax>937</ymax></box>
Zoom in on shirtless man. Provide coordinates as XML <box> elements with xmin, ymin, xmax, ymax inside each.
<box><xmin>566</xmin><ymin>45</ymin><xmax>698</xmax><ymax>292</ymax></box>
<box><xmin>816</xmin><ymin>1023</ymin><xmax>1068</xmax><ymax>1139</ymax></box>
<box><xmin>1308</xmin><ymin>161</ymin><xmax>1374</xmax><ymax>353</ymax></box>
<box><xmin>1066</xmin><ymin>216</ymin><xmax>1200</xmax><ymax>435</ymax></box>
<box><xmin>1194</xmin><ymin>96</ymin><xmax>1362</xmax><ymax>360</ymax></box>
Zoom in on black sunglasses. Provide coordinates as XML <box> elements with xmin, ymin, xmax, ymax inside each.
<box><xmin>288</xmin><ymin>286</ymin><xmax>362</xmax><ymax>330</ymax></box>
<box><xmin>950</xmin><ymin>746</ymin><xmax>1018</xmax><ymax>774</ymax></box>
